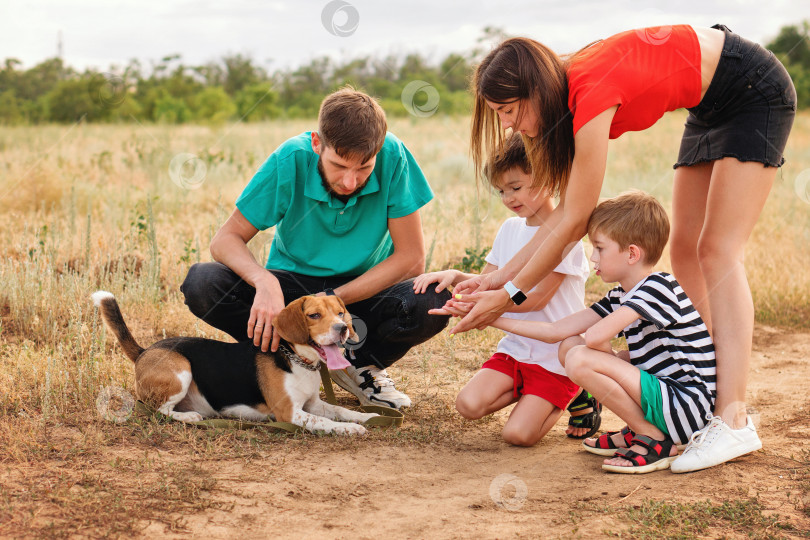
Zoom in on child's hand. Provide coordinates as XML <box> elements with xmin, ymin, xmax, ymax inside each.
<box><xmin>428</xmin><ymin>298</ymin><xmax>474</xmax><ymax>317</ymax></box>
<box><xmin>453</xmin><ymin>275</ymin><xmax>481</xmax><ymax>295</ymax></box>
<box><xmin>413</xmin><ymin>270</ymin><xmax>458</xmax><ymax>294</ymax></box>
<box><xmin>455</xmin><ymin>270</ymin><xmax>504</xmax><ymax>295</ymax></box>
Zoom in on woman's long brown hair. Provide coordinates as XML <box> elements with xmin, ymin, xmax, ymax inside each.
<box><xmin>471</xmin><ymin>37</ymin><xmax>576</xmax><ymax>198</ymax></box>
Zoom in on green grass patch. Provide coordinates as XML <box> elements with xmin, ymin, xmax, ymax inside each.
<box><xmin>622</xmin><ymin>497</ymin><xmax>796</xmax><ymax>539</ymax></box>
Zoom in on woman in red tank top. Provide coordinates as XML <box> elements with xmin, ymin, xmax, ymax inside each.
<box><xmin>446</xmin><ymin>25</ymin><xmax>795</xmax><ymax>473</ymax></box>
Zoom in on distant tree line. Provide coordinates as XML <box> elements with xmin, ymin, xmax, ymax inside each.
<box><xmin>0</xmin><ymin>48</ymin><xmax>477</xmax><ymax>125</ymax></box>
<box><xmin>0</xmin><ymin>23</ymin><xmax>807</xmax><ymax>125</ymax></box>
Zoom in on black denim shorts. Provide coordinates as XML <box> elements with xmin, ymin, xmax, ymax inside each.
<box><xmin>674</xmin><ymin>24</ymin><xmax>796</xmax><ymax>168</ymax></box>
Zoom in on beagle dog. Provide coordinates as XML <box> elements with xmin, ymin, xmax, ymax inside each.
<box><xmin>91</xmin><ymin>291</ymin><xmax>378</xmax><ymax>435</ymax></box>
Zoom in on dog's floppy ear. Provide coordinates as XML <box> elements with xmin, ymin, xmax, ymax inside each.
<box><xmin>272</xmin><ymin>297</ymin><xmax>310</xmax><ymax>344</ymax></box>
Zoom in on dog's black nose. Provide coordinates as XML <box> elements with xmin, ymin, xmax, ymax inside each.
<box><xmin>333</xmin><ymin>322</ymin><xmax>347</xmax><ymax>333</ymax></box>
<box><xmin>333</xmin><ymin>322</ymin><xmax>348</xmax><ymax>339</ymax></box>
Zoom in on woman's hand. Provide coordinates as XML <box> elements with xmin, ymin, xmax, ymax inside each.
<box><xmin>413</xmin><ymin>270</ymin><xmax>459</xmax><ymax>294</ymax></box>
<box><xmin>448</xmin><ymin>288</ymin><xmax>512</xmax><ymax>334</ymax></box>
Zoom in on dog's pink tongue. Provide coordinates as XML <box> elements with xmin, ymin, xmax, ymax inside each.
<box><xmin>323</xmin><ymin>344</ymin><xmax>351</xmax><ymax>370</ymax></box>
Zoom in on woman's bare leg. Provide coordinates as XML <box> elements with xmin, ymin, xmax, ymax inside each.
<box><xmin>698</xmin><ymin>158</ymin><xmax>776</xmax><ymax>428</ymax></box>
<box><xmin>671</xmin><ymin>162</ymin><xmax>714</xmax><ymax>332</ymax></box>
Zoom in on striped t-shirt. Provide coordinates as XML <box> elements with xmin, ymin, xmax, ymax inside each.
<box><xmin>590</xmin><ymin>272</ymin><xmax>716</xmax><ymax>444</ymax></box>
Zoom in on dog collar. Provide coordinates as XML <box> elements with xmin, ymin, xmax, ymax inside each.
<box><xmin>278</xmin><ymin>342</ymin><xmax>318</xmax><ymax>372</ymax></box>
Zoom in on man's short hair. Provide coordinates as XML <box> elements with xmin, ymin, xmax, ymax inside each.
<box><xmin>317</xmin><ymin>87</ymin><xmax>387</xmax><ymax>163</ymax></box>
<box><xmin>587</xmin><ymin>190</ymin><xmax>670</xmax><ymax>265</ymax></box>
<box><xmin>483</xmin><ymin>132</ymin><xmax>531</xmax><ymax>187</ymax></box>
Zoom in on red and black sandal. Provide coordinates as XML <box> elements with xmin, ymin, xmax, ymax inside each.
<box><xmin>602</xmin><ymin>435</ymin><xmax>677</xmax><ymax>474</ymax></box>
<box><xmin>582</xmin><ymin>426</ymin><xmax>635</xmax><ymax>456</ymax></box>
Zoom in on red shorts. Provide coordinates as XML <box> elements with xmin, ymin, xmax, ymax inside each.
<box><xmin>481</xmin><ymin>352</ymin><xmax>580</xmax><ymax>410</ymax></box>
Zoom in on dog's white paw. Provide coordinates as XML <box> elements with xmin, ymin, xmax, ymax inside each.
<box><xmin>333</xmin><ymin>422</ymin><xmax>367</xmax><ymax>436</ymax></box>
<box><xmin>171</xmin><ymin>411</ymin><xmax>204</xmax><ymax>423</ymax></box>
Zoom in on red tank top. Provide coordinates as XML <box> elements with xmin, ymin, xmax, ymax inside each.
<box><xmin>567</xmin><ymin>25</ymin><xmax>702</xmax><ymax>139</ymax></box>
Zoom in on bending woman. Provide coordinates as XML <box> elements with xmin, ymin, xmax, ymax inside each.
<box><xmin>450</xmin><ymin>24</ymin><xmax>795</xmax><ymax>472</ymax></box>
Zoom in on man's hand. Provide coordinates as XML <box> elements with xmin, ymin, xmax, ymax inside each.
<box><xmin>210</xmin><ymin>209</ymin><xmax>286</xmax><ymax>352</ymax></box>
<box><xmin>249</xmin><ymin>279</ymin><xmax>285</xmax><ymax>353</ymax></box>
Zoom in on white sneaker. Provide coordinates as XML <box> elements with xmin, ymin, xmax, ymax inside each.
<box><xmin>330</xmin><ymin>365</ymin><xmax>412</xmax><ymax>410</ymax></box>
<box><xmin>671</xmin><ymin>415</ymin><xmax>762</xmax><ymax>473</ymax></box>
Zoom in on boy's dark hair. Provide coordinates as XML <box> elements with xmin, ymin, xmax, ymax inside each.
<box><xmin>483</xmin><ymin>133</ymin><xmax>531</xmax><ymax>187</ymax></box>
<box><xmin>587</xmin><ymin>191</ymin><xmax>670</xmax><ymax>265</ymax></box>
<box><xmin>317</xmin><ymin>87</ymin><xmax>387</xmax><ymax>163</ymax></box>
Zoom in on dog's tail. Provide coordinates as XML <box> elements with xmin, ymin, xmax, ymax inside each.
<box><xmin>91</xmin><ymin>291</ymin><xmax>145</xmax><ymax>362</ymax></box>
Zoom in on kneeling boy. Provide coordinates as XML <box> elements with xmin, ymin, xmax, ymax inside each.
<box><xmin>492</xmin><ymin>191</ymin><xmax>718</xmax><ymax>473</ymax></box>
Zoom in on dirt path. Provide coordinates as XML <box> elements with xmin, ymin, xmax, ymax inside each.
<box><xmin>128</xmin><ymin>325</ymin><xmax>809</xmax><ymax>539</ymax></box>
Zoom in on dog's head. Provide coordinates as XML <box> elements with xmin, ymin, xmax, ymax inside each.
<box><xmin>272</xmin><ymin>295</ymin><xmax>357</xmax><ymax>370</ymax></box>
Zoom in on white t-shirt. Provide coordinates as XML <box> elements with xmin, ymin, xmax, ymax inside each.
<box><xmin>485</xmin><ymin>217</ymin><xmax>590</xmax><ymax>375</ymax></box>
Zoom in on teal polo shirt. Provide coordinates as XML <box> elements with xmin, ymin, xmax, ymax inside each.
<box><xmin>236</xmin><ymin>132</ymin><xmax>433</xmax><ymax>277</ymax></box>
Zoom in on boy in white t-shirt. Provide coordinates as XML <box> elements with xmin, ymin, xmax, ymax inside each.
<box><xmin>414</xmin><ymin>134</ymin><xmax>590</xmax><ymax>446</ymax></box>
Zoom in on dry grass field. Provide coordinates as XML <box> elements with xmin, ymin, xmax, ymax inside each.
<box><xmin>0</xmin><ymin>113</ymin><xmax>809</xmax><ymax>538</ymax></box>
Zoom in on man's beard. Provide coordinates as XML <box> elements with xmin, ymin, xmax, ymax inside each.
<box><xmin>318</xmin><ymin>156</ymin><xmax>364</xmax><ymax>203</ymax></box>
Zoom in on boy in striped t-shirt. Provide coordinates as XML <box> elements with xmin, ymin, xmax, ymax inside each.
<box><xmin>492</xmin><ymin>191</ymin><xmax>718</xmax><ymax>474</ymax></box>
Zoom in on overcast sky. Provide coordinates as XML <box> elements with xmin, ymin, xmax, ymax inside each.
<box><xmin>2</xmin><ymin>0</ymin><xmax>809</xmax><ymax>73</ymax></box>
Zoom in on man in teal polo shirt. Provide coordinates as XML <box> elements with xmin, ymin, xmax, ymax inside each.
<box><xmin>180</xmin><ymin>88</ymin><xmax>450</xmax><ymax>409</ymax></box>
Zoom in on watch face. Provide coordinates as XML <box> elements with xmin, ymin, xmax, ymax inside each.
<box><xmin>504</xmin><ymin>281</ymin><xmax>526</xmax><ymax>305</ymax></box>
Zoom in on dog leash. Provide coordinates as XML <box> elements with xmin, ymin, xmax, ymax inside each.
<box><xmin>318</xmin><ymin>364</ymin><xmax>404</xmax><ymax>427</ymax></box>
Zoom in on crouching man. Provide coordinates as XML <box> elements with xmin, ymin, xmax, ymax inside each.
<box><xmin>180</xmin><ymin>88</ymin><xmax>450</xmax><ymax>409</ymax></box>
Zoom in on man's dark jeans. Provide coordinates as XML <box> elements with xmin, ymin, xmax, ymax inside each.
<box><xmin>180</xmin><ymin>262</ymin><xmax>452</xmax><ymax>369</ymax></box>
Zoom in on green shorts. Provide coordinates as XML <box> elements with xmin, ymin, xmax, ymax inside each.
<box><xmin>639</xmin><ymin>370</ymin><xmax>669</xmax><ymax>436</ymax></box>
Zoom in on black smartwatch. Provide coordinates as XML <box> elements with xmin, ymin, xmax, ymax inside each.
<box><xmin>323</xmin><ymin>288</ymin><xmax>336</xmax><ymax>296</ymax></box>
<box><xmin>503</xmin><ymin>281</ymin><xmax>527</xmax><ymax>305</ymax></box>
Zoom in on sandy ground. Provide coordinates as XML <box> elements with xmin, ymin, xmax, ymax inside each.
<box><xmin>2</xmin><ymin>324</ymin><xmax>807</xmax><ymax>539</ymax></box>
<box><xmin>138</xmin><ymin>324</ymin><xmax>810</xmax><ymax>539</ymax></box>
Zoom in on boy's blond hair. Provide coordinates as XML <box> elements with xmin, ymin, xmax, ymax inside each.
<box><xmin>483</xmin><ymin>132</ymin><xmax>531</xmax><ymax>188</ymax></box>
<box><xmin>587</xmin><ymin>191</ymin><xmax>670</xmax><ymax>265</ymax></box>
<box><xmin>318</xmin><ymin>86</ymin><xmax>387</xmax><ymax>163</ymax></box>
